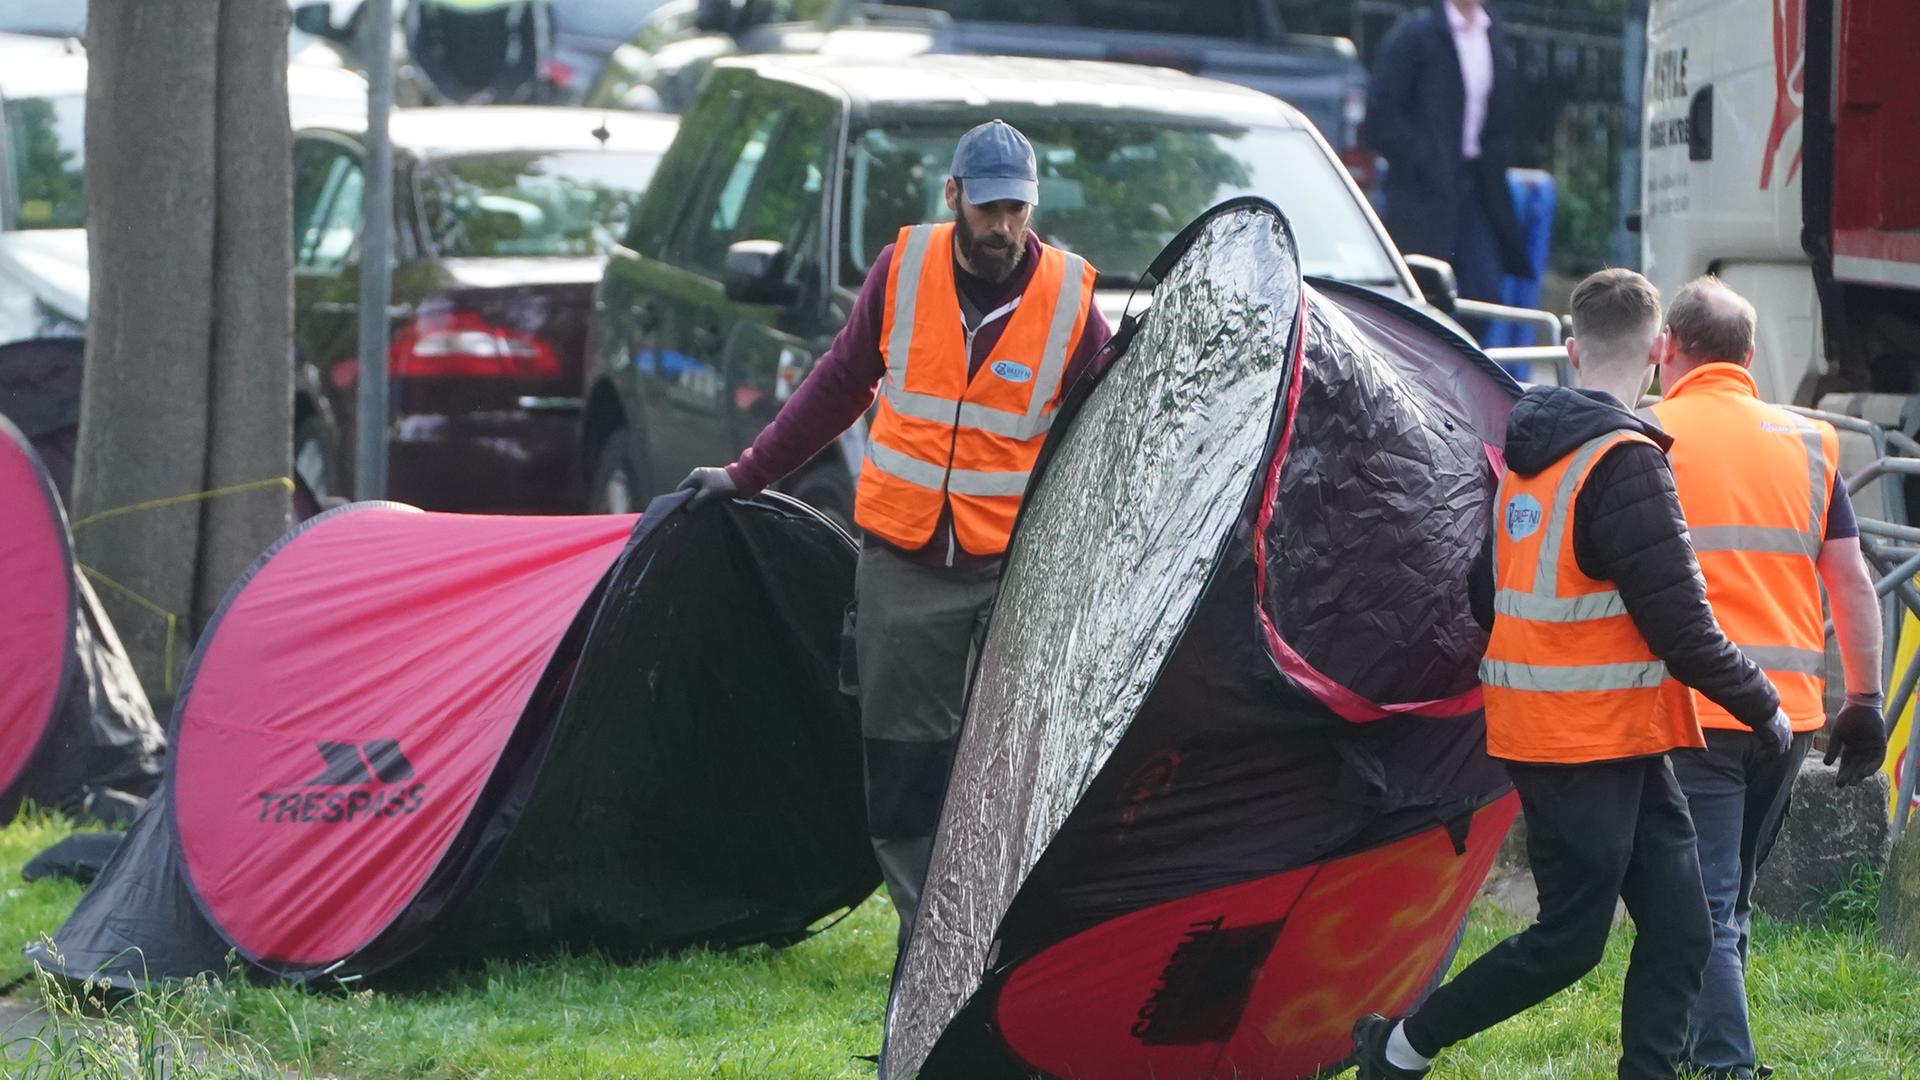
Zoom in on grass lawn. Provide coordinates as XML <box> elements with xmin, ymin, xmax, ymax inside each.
<box><xmin>1</xmin><ymin>813</ymin><xmax>86</xmax><ymax>986</ymax></box>
<box><xmin>4</xmin><ymin>814</ymin><xmax>1914</xmax><ymax>1078</ymax></box>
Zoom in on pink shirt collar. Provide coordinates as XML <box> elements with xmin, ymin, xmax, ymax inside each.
<box><xmin>1445</xmin><ymin>1</ymin><xmax>1490</xmax><ymax>34</ymax></box>
<box><xmin>1443</xmin><ymin>1</ymin><xmax>1489</xmax><ymax>33</ymax></box>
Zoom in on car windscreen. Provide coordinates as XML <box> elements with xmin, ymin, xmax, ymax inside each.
<box><xmin>421</xmin><ymin>149</ymin><xmax>663</xmax><ymax>258</ymax></box>
<box><xmin>0</xmin><ymin>0</ymin><xmax>85</xmax><ymax>37</ymax></box>
<box><xmin>874</xmin><ymin>0</ymin><xmax>1258</xmax><ymax>37</ymax></box>
<box><xmin>843</xmin><ymin>119</ymin><xmax>1399</xmax><ymax>291</ymax></box>
<box><xmin>2</xmin><ymin>93</ymin><xmax>84</xmax><ymax>231</ymax></box>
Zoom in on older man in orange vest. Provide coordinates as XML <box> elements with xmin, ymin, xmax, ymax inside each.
<box><xmin>1353</xmin><ymin>269</ymin><xmax>1791</xmax><ymax>1080</ymax></box>
<box><xmin>1650</xmin><ymin>276</ymin><xmax>1887</xmax><ymax>1080</ymax></box>
<box><xmin>679</xmin><ymin>120</ymin><xmax>1109</xmax><ymax>949</ymax></box>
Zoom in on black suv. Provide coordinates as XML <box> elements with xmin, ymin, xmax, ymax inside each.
<box><xmin>581</xmin><ymin>54</ymin><xmax>1426</xmax><ymax>519</ymax></box>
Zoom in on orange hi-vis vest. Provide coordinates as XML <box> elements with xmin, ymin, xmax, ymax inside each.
<box><xmin>1650</xmin><ymin>362</ymin><xmax>1841</xmax><ymax>731</ymax></box>
<box><xmin>1481</xmin><ymin>429</ymin><xmax>1705</xmax><ymax>764</ymax></box>
<box><xmin>854</xmin><ymin>222</ymin><xmax>1098</xmax><ymax>556</ymax></box>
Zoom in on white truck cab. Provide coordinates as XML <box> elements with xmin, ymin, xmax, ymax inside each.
<box><xmin>1642</xmin><ymin>0</ymin><xmax>1920</xmax><ymax>408</ymax></box>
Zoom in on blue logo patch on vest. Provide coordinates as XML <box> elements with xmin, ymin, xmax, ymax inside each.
<box><xmin>1505</xmin><ymin>493</ymin><xmax>1543</xmax><ymax>541</ymax></box>
<box><xmin>990</xmin><ymin>360</ymin><xmax>1034</xmax><ymax>384</ymax></box>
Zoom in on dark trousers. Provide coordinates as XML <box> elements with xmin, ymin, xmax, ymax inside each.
<box><xmin>1405</xmin><ymin>755</ymin><xmax>1712</xmax><ymax>1080</ymax></box>
<box><xmin>1669</xmin><ymin>730</ymin><xmax>1813</xmax><ymax>1075</ymax></box>
<box><xmin>851</xmin><ymin>542</ymin><xmax>999</xmax><ymax>951</ymax></box>
<box><xmin>1452</xmin><ymin>165</ymin><xmax>1506</xmax><ymax>343</ymax></box>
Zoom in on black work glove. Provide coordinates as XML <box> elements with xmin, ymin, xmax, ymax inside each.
<box><xmin>1824</xmin><ymin>696</ymin><xmax>1889</xmax><ymax>787</ymax></box>
<box><xmin>678</xmin><ymin>466</ymin><xmax>737</xmax><ymax>509</ymax></box>
<box><xmin>1751</xmin><ymin>706</ymin><xmax>1793</xmax><ymax>759</ymax></box>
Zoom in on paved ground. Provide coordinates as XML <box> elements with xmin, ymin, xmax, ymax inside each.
<box><xmin>1482</xmin><ymin>865</ymin><xmax>1628</xmax><ymax>927</ymax></box>
<box><xmin>2</xmin><ymin>995</ymin><xmax>49</xmax><ymax>1060</ymax></box>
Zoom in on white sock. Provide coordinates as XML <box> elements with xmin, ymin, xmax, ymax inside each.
<box><xmin>1385</xmin><ymin>1021</ymin><xmax>1433</xmax><ymax>1070</ymax></box>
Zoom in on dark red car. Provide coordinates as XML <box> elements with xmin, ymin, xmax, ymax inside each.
<box><xmin>292</xmin><ymin>105</ymin><xmax>675</xmax><ymax>513</ymax></box>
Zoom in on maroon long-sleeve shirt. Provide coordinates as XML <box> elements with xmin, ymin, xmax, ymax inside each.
<box><xmin>726</xmin><ymin>231</ymin><xmax>1113</xmax><ymax>568</ymax></box>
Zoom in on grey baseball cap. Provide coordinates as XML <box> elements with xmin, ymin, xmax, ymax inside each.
<box><xmin>950</xmin><ymin>120</ymin><xmax>1039</xmax><ymax>208</ymax></box>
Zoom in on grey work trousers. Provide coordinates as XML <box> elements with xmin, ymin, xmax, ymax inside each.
<box><xmin>850</xmin><ymin>541</ymin><xmax>1000</xmax><ymax>951</ymax></box>
<box><xmin>1670</xmin><ymin>729</ymin><xmax>1814</xmax><ymax>1078</ymax></box>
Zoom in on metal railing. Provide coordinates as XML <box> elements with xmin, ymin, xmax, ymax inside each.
<box><xmin>1472</xmin><ymin>300</ymin><xmax>1572</xmax><ymax>386</ymax></box>
<box><xmin>1483</xmin><ymin>344</ymin><xmax>1573</xmax><ymax>387</ymax></box>
<box><xmin>1787</xmin><ymin>405</ymin><xmax>1920</xmax><ymax>838</ymax></box>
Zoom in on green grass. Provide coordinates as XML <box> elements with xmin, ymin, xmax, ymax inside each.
<box><xmin>222</xmin><ymin>903</ymin><xmax>897</xmax><ymax>1079</ymax></box>
<box><xmin>1</xmin><ymin>811</ymin><xmax>86</xmax><ymax>986</ymax></box>
<box><xmin>1427</xmin><ymin>905</ymin><xmax>1920</xmax><ymax>1079</ymax></box>
<box><xmin>4</xmin><ymin>814</ymin><xmax>1915</xmax><ymax>1079</ymax></box>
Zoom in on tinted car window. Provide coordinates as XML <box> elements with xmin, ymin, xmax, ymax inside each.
<box><xmin>670</xmin><ymin>93</ymin><xmax>787</xmax><ymax>275</ymax></box>
<box><xmin>420</xmin><ymin>149</ymin><xmax>662</xmax><ymax>258</ymax></box>
<box><xmin>2</xmin><ymin>94</ymin><xmax>84</xmax><ymax>230</ymax></box>
<box><xmin>843</xmin><ymin>120</ymin><xmax>1396</xmax><ymax>288</ymax></box>
<box><xmin>293</xmin><ymin>139</ymin><xmax>366</xmax><ymax>273</ymax></box>
<box><xmin>875</xmin><ymin>0</ymin><xmax>1257</xmax><ymax>37</ymax></box>
<box><xmin>738</xmin><ymin>127</ymin><xmax>825</xmax><ymax>253</ymax></box>
<box><xmin>621</xmin><ymin>83</ymin><xmax>738</xmax><ymax>254</ymax></box>
<box><xmin>0</xmin><ymin>0</ymin><xmax>86</xmax><ymax>37</ymax></box>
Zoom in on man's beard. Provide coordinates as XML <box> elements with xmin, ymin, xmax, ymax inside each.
<box><xmin>956</xmin><ymin>212</ymin><xmax>1024</xmax><ymax>284</ymax></box>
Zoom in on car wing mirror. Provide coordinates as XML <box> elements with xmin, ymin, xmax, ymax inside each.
<box><xmin>1403</xmin><ymin>254</ymin><xmax>1459</xmax><ymax>316</ymax></box>
<box><xmin>694</xmin><ymin>0</ymin><xmax>739</xmax><ymax>34</ymax></box>
<box><xmin>724</xmin><ymin>240</ymin><xmax>799</xmax><ymax>307</ymax></box>
<box><xmin>292</xmin><ymin>2</ymin><xmax>352</xmax><ymax>43</ymax></box>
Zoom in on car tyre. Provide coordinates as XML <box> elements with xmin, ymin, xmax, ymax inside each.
<box><xmin>590</xmin><ymin>425</ymin><xmax>647</xmax><ymax>515</ymax></box>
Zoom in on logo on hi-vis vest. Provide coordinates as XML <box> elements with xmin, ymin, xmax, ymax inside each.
<box><xmin>990</xmin><ymin>360</ymin><xmax>1034</xmax><ymax>384</ymax></box>
<box><xmin>254</xmin><ymin>740</ymin><xmax>427</xmax><ymax>825</ymax></box>
<box><xmin>1504</xmin><ymin>494</ymin><xmax>1543</xmax><ymax>541</ymax></box>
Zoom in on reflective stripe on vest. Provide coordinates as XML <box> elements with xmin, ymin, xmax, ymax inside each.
<box><xmin>1484</xmin><ymin>430</ymin><xmax>1629</xmax><ymax>646</ymax></box>
<box><xmin>1650</xmin><ymin>367</ymin><xmax>1840</xmax><ymax>729</ymax></box>
<box><xmin>1684</xmin><ymin>418</ymin><xmax>1828</xmax><ymax>559</ymax></box>
<box><xmin>855</xmin><ymin>222</ymin><xmax>1095</xmax><ymax>554</ymax></box>
<box><xmin>865</xmin><ymin>441</ymin><xmax>1031</xmax><ymax>498</ymax></box>
<box><xmin>872</xmin><ymin>228</ymin><xmax>1084</xmax><ymax>447</ymax></box>
<box><xmin>1480</xmin><ymin>427</ymin><xmax>1704</xmax><ymax>764</ymax></box>
<box><xmin>1480</xmin><ymin>659</ymin><xmax>1669</xmax><ymax>692</ymax></box>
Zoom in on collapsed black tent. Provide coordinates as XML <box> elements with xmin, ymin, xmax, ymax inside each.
<box><xmin>30</xmin><ymin>493</ymin><xmax>876</xmax><ymax>987</ymax></box>
<box><xmin>882</xmin><ymin>200</ymin><xmax>1523</xmax><ymax>1079</ymax></box>
<box><xmin>1</xmin><ymin>411</ymin><xmax>163</xmax><ymax>824</ymax></box>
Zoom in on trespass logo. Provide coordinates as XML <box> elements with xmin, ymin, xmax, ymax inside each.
<box><xmin>254</xmin><ymin>739</ymin><xmax>427</xmax><ymax>825</ymax></box>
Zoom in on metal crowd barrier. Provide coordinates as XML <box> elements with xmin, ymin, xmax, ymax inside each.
<box><xmin>1472</xmin><ymin>300</ymin><xmax>1575</xmax><ymax>389</ymax></box>
<box><xmin>1788</xmin><ymin>405</ymin><xmax>1920</xmax><ymax>838</ymax></box>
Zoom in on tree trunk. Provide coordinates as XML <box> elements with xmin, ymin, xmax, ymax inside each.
<box><xmin>76</xmin><ymin>0</ymin><xmax>292</xmax><ymax>700</ymax></box>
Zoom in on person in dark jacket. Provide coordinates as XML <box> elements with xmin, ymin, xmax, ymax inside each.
<box><xmin>1365</xmin><ymin>0</ymin><xmax>1533</xmax><ymax>337</ymax></box>
<box><xmin>1352</xmin><ymin>269</ymin><xmax>1791</xmax><ymax>1080</ymax></box>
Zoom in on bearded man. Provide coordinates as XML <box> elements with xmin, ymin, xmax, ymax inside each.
<box><xmin>679</xmin><ymin>119</ymin><xmax>1111</xmax><ymax>951</ymax></box>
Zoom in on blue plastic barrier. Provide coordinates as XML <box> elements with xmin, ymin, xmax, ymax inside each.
<box><xmin>1483</xmin><ymin>168</ymin><xmax>1556</xmax><ymax>348</ymax></box>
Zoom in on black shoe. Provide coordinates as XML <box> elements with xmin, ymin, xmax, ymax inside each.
<box><xmin>1351</xmin><ymin>1013</ymin><xmax>1429</xmax><ymax>1079</ymax></box>
<box><xmin>1680</xmin><ymin>1062</ymin><xmax>1763</xmax><ymax>1080</ymax></box>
